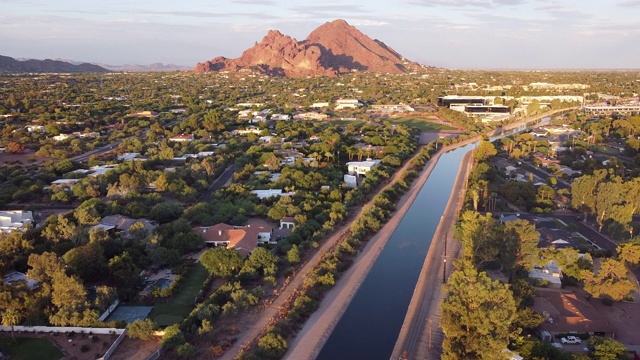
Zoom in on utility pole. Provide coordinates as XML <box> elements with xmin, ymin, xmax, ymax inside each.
<box><xmin>443</xmin><ymin>234</ymin><xmax>447</xmax><ymax>284</ymax></box>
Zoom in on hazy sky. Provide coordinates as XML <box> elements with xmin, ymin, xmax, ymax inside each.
<box><xmin>2</xmin><ymin>0</ymin><xmax>639</xmax><ymax>69</ymax></box>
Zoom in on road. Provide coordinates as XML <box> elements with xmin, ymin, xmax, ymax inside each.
<box><xmin>197</xmin><ymin>164</ymin><xmax>236</xmax><ymax>202</ymax></box>
<box><xmin>71</xmin><ymin>117</ymin><xmax>183</xmax><ymax>163</ymax></box>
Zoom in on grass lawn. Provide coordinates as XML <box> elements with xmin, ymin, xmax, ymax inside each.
<box><xmin>0</xmin><ymin>337</ymin><xmax>64</xmax><ymax>360</ymax></box>
<box><xmin>150</xmin><ymin>262</ymin><xmax>210</xmax><ymax>327</ymax></box>
<box><xmin>386</xmin><ymin>116</ymin><xmax>457</xmax><ymax>131</ymax></box>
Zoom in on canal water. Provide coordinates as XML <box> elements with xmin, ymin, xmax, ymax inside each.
<box><xmin>317</xmin><ymin>143</ymin><xmax>475</xmax><ymax>360</ymax></box>
<box><xmin>316</xmin><ymin>118</ymin><xmax>551</xmax><ymax>360</ymax></box>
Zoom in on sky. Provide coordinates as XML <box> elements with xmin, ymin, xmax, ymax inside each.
<box><xmin>1</xmin><ymin>0</ymin><xmax>639</xmax><ymax>70</ymax></box>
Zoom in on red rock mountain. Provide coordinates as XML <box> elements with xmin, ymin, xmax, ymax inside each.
<box><xmin>195</xmin><ymin>19</ymin><xmax>414</xmax><ymax>77</ymax></box>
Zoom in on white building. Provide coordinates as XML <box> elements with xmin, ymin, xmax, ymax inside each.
<box><xmin>529</xmin><ymin>262</ymin><xmax>563</xmax><ymax>289</ymax></box>
<box><xmin>0</xmin><ymin>210</ymin><xmax>34</xmax><ymax>233</ymax></box>
<box><xmin>344</xmin><ymin>174</ymin><xmax>358</xmax><ymax>188</ymax></box>
<box><xmin>335</xmin><ymin>99</ymin><xmax>363</xmax><ymax>110</ymax></box>
<box><xmin>347</xmin><ymin>159</ymin><xmax>381</xmax><ymax>176</ymax></box>
<box><xmin>252</xmin><ymin>189</ymin><xmax>295</xmax><ymax>199</ymax></box>
<box><xmin>26</xmin><ymin>125</ymin><xmax>46</xmax><ymax>133</ymax></box>
<box><xmin>293</xmin><ymin>112</ymin><xmax>329</xmax><ymax>121</ymax></box>
<box><xmin>311</xmin><ymin>102</ymin><xmax>330</xmax><ymax>108</ymax></box>
<box><xmin>369</xmin><ymin>104</ymin><xmax>415</xmax><ymax>112</ymax></box>
<box><xmin>48</xmin><ymin>178</ymin><xmax>80</xmax><ymax>189</ymax></box>
<box><xmin>271</xmin><ymin>114</ymin><xmax>290</xmax><ymax>121</ymax></box>
<box><xmin>52</xmin><ymin>133</ymin><xmax>73</xmax><ymax>142</ymax></box>
<box><xmin>117</xmin><ymin>153</ymin><xmax>141</xmax><ymax>161</ymax></box>
<box><xmin>89</xmin><ymin>164</ymin><xmax>117</xmax><ymax>177</ymax></box>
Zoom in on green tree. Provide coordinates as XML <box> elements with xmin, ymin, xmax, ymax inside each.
<box><xmin>581</xmin><ymin>258</ymin><xmax>634</xmax><ymax>301</ymax></box>
<box><xmin>127</xmin><ymin>318</ymin><xmax>156</xmax><ymax>340</ymax></box>
<box><xmin>2</xmin><ymin>308</ymin><xmax>22</xmax><ymax>340</ymax></box>
<box><xmin>257</xmin><ymin>332</ymin><xmax>288</xmax><ymax>359</ymax></box>
<box><xmin>589</xmin><ymin>336</ymin><xmax>626</xmax><ymax>360</ymax></box>
<box><xmin>441</xmin><ymin>260</ymin><xmax>517</xmax><ymax>360</ymax></box>
<box><xmin>200</xmin><ymin>247</ymin><xmax>243</xmax><ymax>277</ymax></box>
<box><xmin>63</xmin><ymin>242</ymin><xmax>108</xmax><ymax>282</ymax></box>
<box><xmin>500</xmin><ymin>219</ymin><xmax>540</xmax><ymax>275</ymax></box>
<box><xmin>109</xmin><ymin>252</ymin><xmax>142</xmax><ymax>301</ymax></box>
<box><xmin>287</xmin><ymin>245</ymin><xmax>300</xmax><ymax>264</ymax></box>
<box><xmin>474</xmin><ymin>139</ymin><xmax>497</xmax><ymax>162</ymax></box>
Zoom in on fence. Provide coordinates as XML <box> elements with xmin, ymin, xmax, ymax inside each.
<box><xmin>0</xmin><ymin>325</ymin><xmax>126</xmax><ymax>360</ymax></box>
<box><xmin>100</xmin><ymin>329</ymin><xmax>127</xmax><ymax>360</ymax></box>
<box><xmin>98</xmin><ymin>299</ymin><xmax>121</xmax><ymax>322</ymax></box>
<box><xmin>146</xmin><ymin>347</ymin><xmax>164</xmax><ymax>360</ymax></box>
<box><xmin>0</xmin><ymin>325</ymin><xmax>124</xmax><ymax>335</ymax></box>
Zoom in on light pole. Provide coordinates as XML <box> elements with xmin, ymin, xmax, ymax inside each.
<box><xmin>443</xmin><ymin>235</ymin><xmax>447</xmax><ymax>284</ymax></box>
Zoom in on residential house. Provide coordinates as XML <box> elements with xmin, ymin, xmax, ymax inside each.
<box><xmin>26</xmin><ymin>125</ymin><xmax>46</xmax><ymax>133</ymax></box>
<box><xmin>252</xmin><ymin>189</ymin><xmax>295</xmax><ymax>199</ymax></box>
<box><xmin>0</xmin><ymin>210</ymin><xmax>33</xmax><ymax>233</ymax></box>
<box><xmin>130</xmin><ymin>111</ymin><xmax>158</xmax><ymax>118</ymax></box>
<box><xmin>194</xmin><ymin>223</ymin><xmax>273</xmax><ymax>258</ymax></box>
<box><xmin>47</xmin><ymin>178</ymin><xmax>80</xmax><ymax>189</ymax></box>
<box><xmin>335</xmin><ymin>99</ymin><xmax>362</xmax><ymax>110</ymax></box>
<box><xmin>311</xmin><ymin>102</ymin><xmax>330</xmax><ymax>108</ymax></box>
<box><xmin>73</xmin><ymin>131</ymin><xmax>100</xmax><ymax>138</ymax></box>
<box><xmin>499</xmin><ymin>214</ymin><xmax>521</xmax><ymax>224</ymax></box>
<box><xmin>92</xmin><ymin>215</ymin><xmax>158</xmax><ymax>238</ymax></box>
<box><xmin>369</xmin><ymin>104</ymin><xmax>415</xmax><ymax>112</ymax></box>
<box><xmin>533</xmin><ymin>288</ymin><xmax>614</xmax><ymax>337</ymax></box>
<box><xmin>294</xmin><ymin>112</ymin><xmax>328</xmax><ymax>121</ymax></box>
<box><xmin>271</xmin><ymin>114</ymin><xmax>290</xmax><ymax>121</ymax></box>
<box><xmin>344</xmin><ymin>174</ymin><xmax>358</xmax><ymax>188</ymax></box>
<box><xmin>232</xmin><ymin>127</ymin><xmax>261</xmax><ymax>135</ymax></box>
<box><xmin>117</xmin><ymin>153</ymin><xmax>141</xmax><ymax>161</ymax></box>
<box><xmin>169</xmin><ymin>134</ymin><xmax>195</xmax><ymax>142</ymax></box>
<box><xmin>2</xmin><ymin>271</ymin><xmax>38</xmax><ymax>290</ymax></box>
<box><xmin>89</xmin><ymin>164</ymin><xmax>117</xmax><ymax>177</ymax></box>
<box><xmin>529</xmin><ymin>262</ymin><xmax>563</xmax><ymax>289</ymax></box>
<box><xmin>52</xmin><ymin>133</ymin><xmax>74</xmax><ymax>142</ymax></box>
<box><xmin>280</xmin><ymin>217</ymin><xmax>297</xmax><ymax>229</ymax></box>
<box><xmin>347</xmin><ymin>159</ymin><xmax>381</xmax><ymax>176</ymax></box>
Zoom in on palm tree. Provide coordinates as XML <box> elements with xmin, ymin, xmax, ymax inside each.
<box><xmin>2</xmin><ymin>308</ymin><xmax>22</xmax><ymax>341</ymax></box>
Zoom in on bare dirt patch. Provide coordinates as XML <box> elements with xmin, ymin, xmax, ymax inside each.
<box><xmin>109</xmin><ymin>337</ymin><xmax>160</xmax><ymax>360</ymax></box>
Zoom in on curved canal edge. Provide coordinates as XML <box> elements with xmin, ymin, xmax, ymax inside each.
<box><xmin>283</xmin><ymin>144</ymin><xmax>449</xmax><ymax>360</ymax></box>
<box><xmin>390</xmin><ymin>149</ymin><xmax>474</xmax><ymax>360</ymax></box>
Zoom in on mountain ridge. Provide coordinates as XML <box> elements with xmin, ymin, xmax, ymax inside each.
<box><xmin>0</xmin><ymin>55</ymin><xmax>109</xmax><ymax>73</ymax></box>
<box><xmin>195</xmin><ymin>19</ymin><xmax>420</xmax><ymax>77</ymax></box>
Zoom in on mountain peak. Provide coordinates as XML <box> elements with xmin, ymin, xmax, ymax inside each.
<box><xmin>195</xmin><ymin>19</ymin><xmax>416</xmax><ymax>77</ymax></box>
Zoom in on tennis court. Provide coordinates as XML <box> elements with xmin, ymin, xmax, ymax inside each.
<box><xmin>105</xmin><ymin>305</ymin><xmax>153</xmax><ymax>324</ymax></box>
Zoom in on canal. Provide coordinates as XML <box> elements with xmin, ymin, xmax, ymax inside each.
<box><xmin>316</xmin><ymin>142</ymin><xmax>475</xmax><ymax>360</ymax></box>
<box><xmin>316</xmin><ymin>119</ymin><xmax>548</xmax><ymax>360</ymax></box>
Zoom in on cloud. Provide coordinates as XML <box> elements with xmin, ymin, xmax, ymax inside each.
<box><xmin>617</xmin><ymin>0</ymin><xmax>640</xmax><ymax>6</ymax></box>
<box><xmin>289</xmin><ymin>3</ymin><xmax>368</xmax><ymax>15</ymax></box>
<box><xmin>142</xmin><ymin>9</ymin><xmax>281</xmax><ymax>20</ymax></box>
<box><xmin>232</xmin><ymin>0</ymin><xmax>276</xmax><ymax>4</ymax></box>
<box><xmin>349</xmin><ymin>19</ymin><xmax>389</xmax><ymax>26</ymax></box>
<box><xmin>406</xmin><ymin>0</ymin><xmax>528</xmax><ymax>8</ymax></box>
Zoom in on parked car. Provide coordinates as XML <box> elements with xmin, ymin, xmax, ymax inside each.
<box><xmin>561</xmin><ymin>336</ymin><xmax>581</xmax><ymax>344</ymax></box>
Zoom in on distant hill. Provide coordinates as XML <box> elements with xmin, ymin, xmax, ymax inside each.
<box><xmin>0</xmin><ymin>55</ymin><xmax>109</xmax><ymax>73</ymax></box>
<box><xmin>98</xmin><ymin>63</ymin><xmax>191</xmax><ymax>72</ymax></box>
<box><xmin>195</xmin><ymin>19</ymin><xmax>423</xmax><ymax>77</ymax></box>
